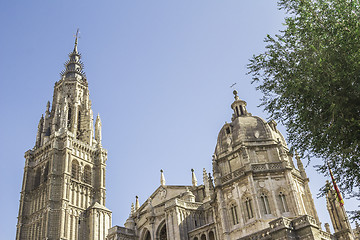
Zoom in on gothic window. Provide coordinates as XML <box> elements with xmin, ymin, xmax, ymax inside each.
<box><xmin>84</xmin><ymin>165</ymin><xmax>92</xmax><ymax>184</ymax></box>
<box><xmin>209</xmin><ymin>231</ymin><xmax>215</xmax><ymax>240</ymax></box>
<box><xmin>201</xmin><ymin>234</ymin><xmax>207</xmax><ymax>240</ymax></box>
<box><xmin>77</xmin><ymin>111</ymin><xmax>81</xmax><ymax>129</ymax></box>
<box><xmin>67</xmin><ymin>106</ymin><xmax>72</xmax><ymax>129</ymax></box>
<box><xmin>71</xmin><ymin>160</ymin><xmax>79</xmax><ymax>180</ymax></box>
<box><xmin>226</xmin><ymin>127</ymin><xmax>231</xmax><ymax>134</ymax></box>
<box><xmin>245</xmin><ymin>197</ymin><xmax>254</xmax><ymax>220</ymax></box>
<box><xmin>230</xmin><ymin>204</ymin><xmax>239</xmax><ymax>225</ymax></box>
<box><xmin>34</xmin><ymin>168</ymin><xmax>41</xmax><ymax>189</ymax></box>
<box><xmin>158</xmin><ymin>224</ymin><xmax>167</xmax><ymax>240</ymax></box>
<box><xmin>260</xmin><ymin>193</ymin><xmax>271</xmax><ymax>214</ymax></box>
<box><xmin>43</xmin><ymin>163</ymin><xmax>49</xmax><ymax>182</ymax></box>
<box><xmin>278</xmin><ymin>191</ymin><xmax>289</xmax><ymax>212</ymax></box>
<box><xmin>143</xmin><ymin>229</ymin><xmax>151</xmax><ymax>240</ymax></box>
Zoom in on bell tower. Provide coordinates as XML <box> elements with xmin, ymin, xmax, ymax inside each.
<box><xmin>16</xmin><ymin>32</ymin><xmax>112</xmax><ymax>240</ymax></box>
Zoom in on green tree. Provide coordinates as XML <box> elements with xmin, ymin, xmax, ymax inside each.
<box><xmin>248</xmin><ymin>0</ymin><xmax>360</xmax><ymax>219</ymax></box>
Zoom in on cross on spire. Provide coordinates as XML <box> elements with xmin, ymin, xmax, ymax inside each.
<box><xmin>74</xmin><ymin>28</ymin><xmax>80</xmax><ymax>45</ymax></box>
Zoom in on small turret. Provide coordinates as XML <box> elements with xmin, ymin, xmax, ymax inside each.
<box><xmin>231</xmin><ymin>90</ymin><xmax>249</xmax><ymax>121</ymax></box>
<box><xmin>135</xmin><ymin>196</ymin><xmax>140</xmax><ymax>211</ymax></box>
<box><xmin>203</xmin><ymin>168</ymin><xmax>211</xmax><ymax>201</ymax></box>
<box><xmin>295</xmin><ymin>150</ymin><xmax>307</xmax><ymax>179</ymax></box>
<box><xmin>35</xmin><ymin>115</ymin><xmax>44</xmax><ymax>148</ymax></box>
<box><xmin>191</xmin><ymin>169</ymin><xmax>197</xmax><ymax>187</ymax></box>
<box><xmin>124</xmin><ymin>203</ymin><xmax>135</xmax><ymax>230</ymax></box>
<box><xmin>326</xmin><ymin>181</ymin><xmax>355</xmax><ymax>239</ymax></box>
<box><xmin>160</xmin><ymin>169</ymin><xmax>166</xmax><ymax>186</ymax></box>
<box><xmin>95</xmin><ymin>114</ymin><xmax>102</xmax><ymax>144</ymax></box>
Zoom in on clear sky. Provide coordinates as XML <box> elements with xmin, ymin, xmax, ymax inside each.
<box><xmin>0</xmin><ymin>1</ymin><xmax>358</xmax><ymax>239</ymax></box>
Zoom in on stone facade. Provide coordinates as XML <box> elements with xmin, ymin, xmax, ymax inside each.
<box><xmin>16</xmin><ymin>37</ymin><xmax>111</xmax><ymax>240</ymax></box>
<box><xmin>109</xmin><ymin>91</ymin><xmax>356</xmax><ymax>240</ymax></box>
<box><xmin>17</xmin><ymin>38</ymin><xmax>356</xmax><ymax>240</ymax></box>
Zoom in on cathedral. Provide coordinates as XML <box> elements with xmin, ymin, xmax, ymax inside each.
<box><xmin>16</xmin><ymin>38</ymin><xmax>358</xmax><ymax>240</ymax></box>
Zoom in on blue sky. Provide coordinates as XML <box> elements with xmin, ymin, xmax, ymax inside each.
<box><xmin>0</xmin><ymin>1</ymin><xmax>358</xmax><ymax>239</ymax></box>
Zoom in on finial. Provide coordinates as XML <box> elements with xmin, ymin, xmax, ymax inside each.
<box><xmin>191</xmin><ymin>169</ymin><xmax>197</xmax><ymax>187</ymax></box>
<box><xmin>233</xmin><ymin>89</ymin><xmax>239</xmax><ymax>100</ymax></box>
<box><xmin>46</xmin><ymin>101</ymin><xmax>50</xmax><ymax>113</ymax></box>
<box><xmin>73</xmin><ymin>28</ymin><xmax>80</xmax><ymax>53</ymax></box>
<box><xmin>130</xmin><ymin>203</ymin><xmax>135</xmax><ymax>215</ymax></box>
<box><xmin>135</xmin><ymin>196</ymin><xmax>140</xmax><ymax>210</ymax></box>
<box><xmin>160</xmin><ymin>169</ymin><xmax>166</xmax><ymax>186</ymax></box>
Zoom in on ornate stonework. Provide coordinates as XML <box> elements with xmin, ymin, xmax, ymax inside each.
<box><xmin>16</xmin><ymin>36</ymin><xmax>111</xmax><ymax>240</ymax></box>
<box><xmin>108</xmin><ymin>91</ymin><xmax>355</xmax><ymax>240</ymax></box>
<box><xmin>17</xmin><ymin>38</ymin><xmax>356</xmax><ymax>240</ymax></box>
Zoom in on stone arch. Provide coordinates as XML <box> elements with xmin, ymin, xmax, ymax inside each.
<box><xmin>258</xmin><ymin>188</ymin><xmax>271</xmax><ymax>215</ymax></box>
<box><xmin>209</xmin><ymin>231</ymin><xmax>215</xmax><ymax>240</ymax></box>
<box><xmin>241</xmin><ymin>191</ymin><xmax>254</xmax><ymax>221</ymax></box>
<box><xmin>156</xmin><ymin>220</ymin><xmax>167</xmax><ymax>240</ymax></box>
<box><xmin>71</xmin><ymin>159</ymin><xmax>80</xmax><ymax>180</ymax></box>
<box><xmin>141</xmin><ymin>228</ymin><xmax>151</xmax><ymax>240</ymax></box>
<box><xmin>276</xmin><ymin>187</ymin><xmax>289</xmax><ymax>213</ymax></box>
<box><xmin>34</xmin><ymin>167</ymin><xmax>41</xmax><ymax>189</ymax></box>
<box><xmin>83</xmin><ymin>165</ymin><xmax>92</xmax><ymax>184</ymax></box>
<box><xmin>228</xmin><ymin>200</ymin><xmax>239</xmax><ymax>225</ymax></box>
<box><xmin>201</xmin><ymin>234</ymin><xmax>207</xmax><ymax>240</ymax></box>
<box><xmin>43</xmin><ymin>162</ymin><xmax>49</xmax><ymax>182</ymax></box>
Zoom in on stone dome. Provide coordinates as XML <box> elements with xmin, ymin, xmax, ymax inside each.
<box><xmin>214</xmin><ymin>92</ymin><xmax>287</xmax><ymax>156</ymax></box>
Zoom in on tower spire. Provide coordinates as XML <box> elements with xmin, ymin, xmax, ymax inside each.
<box><xmin>73</xmin><ymin>28</ymin><xmax>79</xmax><ymax>53</ymax></box>
<box><xmin>191</xmin><ymin>169</ymin><xmax>197</xmax><ymax>186</ymax></box>
<box><xmin>160</xmin><ymin>169</ymin><xmax>166</xmax><ymax>186</ymax></box>
<box><xmin>60</xmin><ymin>29</ymin><xmax>86</xmax><ymax>81</ymax></box>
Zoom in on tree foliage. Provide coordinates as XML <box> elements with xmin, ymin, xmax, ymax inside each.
<box><xmin>248</xmin><ymin>0</ymin><xmax>360</xmax><ymax>218</ymax></box>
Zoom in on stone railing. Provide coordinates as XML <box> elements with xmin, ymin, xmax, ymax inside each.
<box><xmin>165</xmin><ymin>198</ymin><xmax>202</xmax><ymax>210</ymax></box>
<box><xmin>221</xmin><ymin>162</ymin><xmax>284</xmax><ymax>184</ymax></box>
<box><xmin>292</xmin><ymin>215</ymin><xmax>318</xmax><ymax>230</ymax></box>
<box><xmin>269</xmin><ymin>217</ymin><xmax>293</xmax><ymax>231</ymax></box>
<box><xmin>237</xmin><ymin>227</ymin><xmax>271</xmax><ymax>240</ymax></box>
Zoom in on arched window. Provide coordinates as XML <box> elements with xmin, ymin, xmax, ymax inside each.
<box><xmin>84</xmin><ymin>165</ymin><xmax>92</xmax><ymax>184</ymax></box>
<box><xmin>34</xmin><ymin>168</ymin><xmax>41</xmax><ymax>188</ymax></box>
<box><xmin>201</xmin><ymin>234</ymin><xmax>207</xmax><ymax>240</ymax></box>
<box><xmin>260</xmin><ymin>193</ymin><xmax>271</xmax><ymax>214</ymax></box>
<box><xmin>230</xmin><ymin>204</ymin><xmax>239</xmax><ymax>225</ymax></box>
<box><xmin>43</xmin><ymin>163</ymin><xmax>49</xmax><ymax>182</ymax></box>
<box><xmin>159</xmin><ymin>224</ymin><xmax>167</xmax><ymax>240</ymax></box>
<box><xmin>71</xmin><ymin>160</ymin><xmax>79</xmax><ymax>180</ymax></box>
<box><xmin>77</xmin><ymin>110</ymin><xmax>81</xmax><ymax>131</ymax></box>
<box><xmin>278</xmin><ymin>192</ymin><xmax>289</xmax><ymax>212</ymax></box>
<box><xmin>67</xmin><ymin>106</ymin><xmax>72</xmax><ymax>129</ymax></box>
<box><xmin>144</xmin><ymin>231</ymin><xmax>151</xmax><ymax>240</ymax></box>
<box><xmin>245</xmin><ymin>197</ymin><xmax>254</xmax><ymax>220</ymax></box>
<box><xmin>209</xmin><ymin>231</ymin><xmax>215</xmax><ymax>240</ymax></box>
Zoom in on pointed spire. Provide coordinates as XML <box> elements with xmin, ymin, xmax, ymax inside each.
<box><xmin>135</xmin><ymin>196</ymin><xmax>140</xmax><ymax>210</ymax></box>
<box><xmin>160</xmin><ymin>169</ymin><xmax>166</xmax><ymax>186</ymax></box>
<box><xmin>46</xmin><ymin>101</ymin><xmax>50</xmax><ymax>114</ymax></box>
<box><xmin>60</xmin><ymin>29</ymin><xmax>86</xmax><ymax>81</ymax></box>
<box><xmin>203</xmin><ymin>168</ymin><xmax>211</xmax><ymax>201</ymax></box>
<box><xmin>295</xmin><ymin>150</ymin><xmax>307</xmax><ymax>178</ymax></box>
<box><xmin>191</xmin><ymin>169</ymin><xmax>197</xmax><ymax>187</ymax></box>
<box><xmin>130</xmin><ymin>203</ymin><xmax>135</xmax><ymax>215</ymax></box>
<box><xmin>73</xmin><ymin>28</ymin><xmax>79</xmax><ymax>54</ymax></box>
<box><xmin>95</xmin><ymin>114</ymin><xmax>102</xmax><ymax>144</ymax></box>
